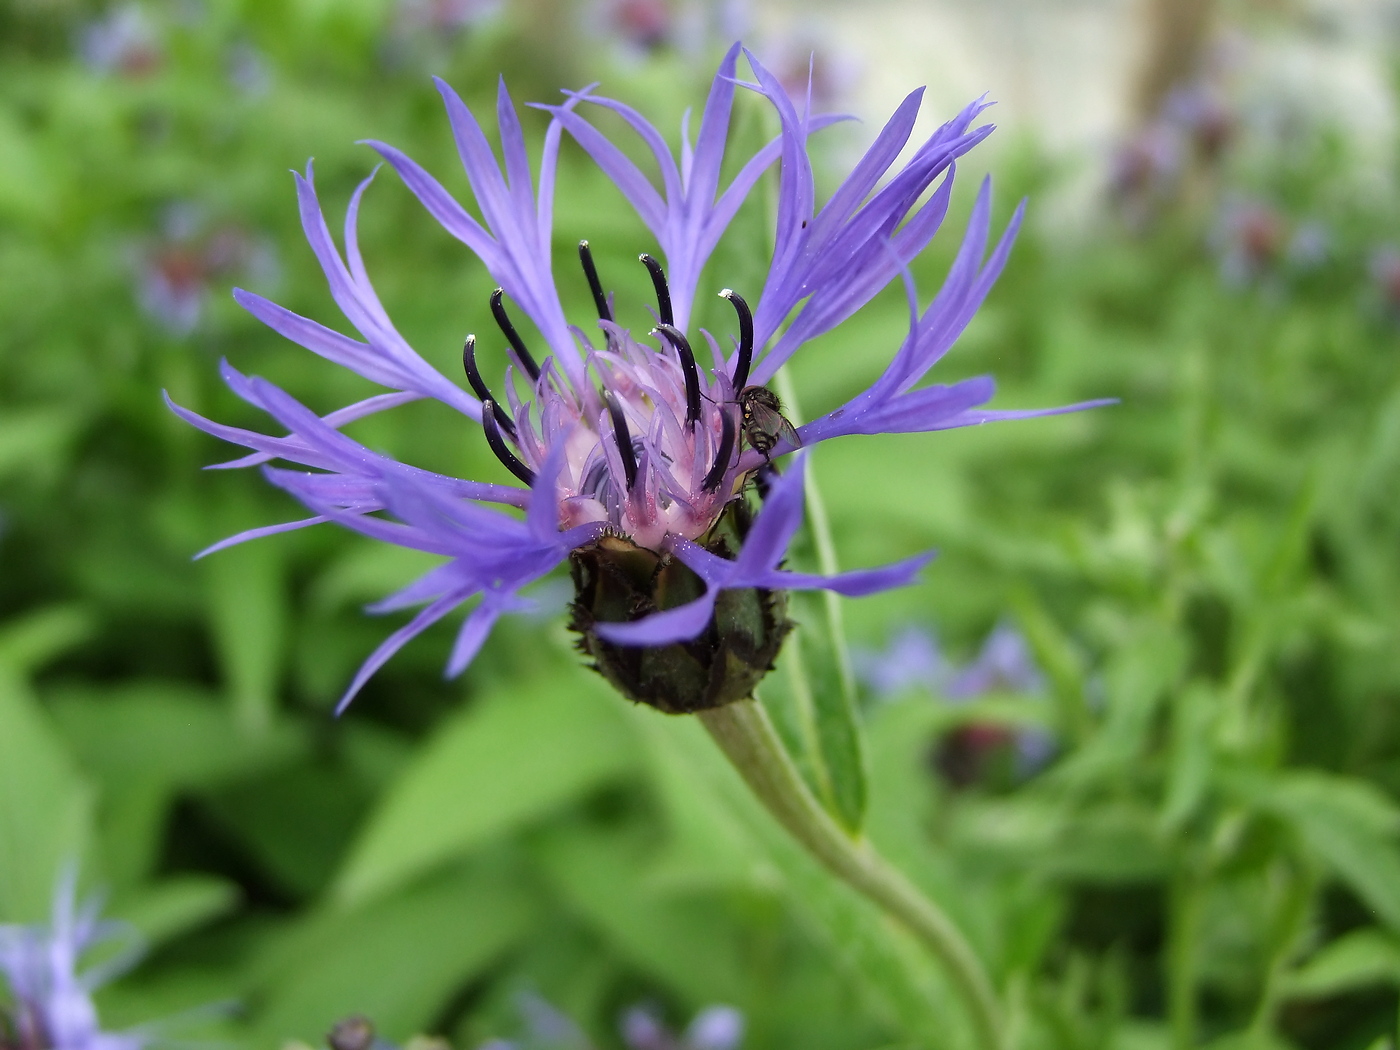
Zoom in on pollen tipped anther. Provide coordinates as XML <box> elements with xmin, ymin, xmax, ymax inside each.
<box><xmin>603</xmin><ymin>389</ymin><xmax>638</xmax><ymax>492</ymax></box>
<box><xmin>639</xmin><ymin>253</ymin><xmax>674</xmax><ymax>327</ymax></box>
<box><xmin>578</xmin><ymin>241</ymin><xmax>612</xmax><ymax>322</ymax></box>
<box><xmin>462</xmin><ymin>336</ymin><xmax>517</xmax><ymax>437</ymax></box>
<box><xmin>702</xmin><ymin>409</ymin><xmax>737</xmax><ymax>492</ymax></box>
<box><xmin>654</xmin><ymin>323</ymin><xmax>702</xmax><ymax>426</ymax></box>
<box><xmin>719</xmin><ymin>289</ymin><xmax>754</xmax><ymax>391</ymax></box>
<box><xmin>481</xmin><ymin>399</ymin><xmax>535</xmax><ymax>486</ymax></box>
<box><xmin>489</xmin><ymin>288</ymin><xmax>542</xmax><ymax>381</ymax></box>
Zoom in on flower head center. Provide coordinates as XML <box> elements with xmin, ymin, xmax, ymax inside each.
<box><xmin>466</xmin><ymin>246</ymin><xmax>758</xmax><ymax>551</ymax></box>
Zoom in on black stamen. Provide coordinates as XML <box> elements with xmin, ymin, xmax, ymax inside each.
<box><xmin>578</xmin><ymin>241</ymin><xmax>612</xmax><ymax>322</ymax></box>
<box><xmin>462</xmin><ymin>335</ymin><xmax>517</xmax><ymax>437</ymax></box>
<box><xmin>481</xmin><ymin>400</ymin><xmax>535</xmax><ymax>486</ymax></box>
<box><xmin>639</xmin><ymin>253</ymin><xmax>673</xmax><ymax>327</ymax></box>
<box><xmin>603</xmin><ymin>390</ymin><xmax>638</xmax><ymax>492</ymax></box>
<box><xmin>489</xmin><ymin>288</ymin><xmax>542</xmax><ymax>381</ymax></box>
<box><xmin>720</xmin><ymin>288</ymin><xmax>754</xmax><ymax>391</ymax></box>
<box><xmin>654</xmin><ymin>323</ymin><xmax>702</xmax><ymax>426</ymax></box>
<box><xmin>702</xmin><ymin>410</ymin><xmax>737</xmax><ymax>492</ymax></box>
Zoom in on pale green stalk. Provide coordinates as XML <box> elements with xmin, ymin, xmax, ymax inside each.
<box><xmin>699</xmin><ymin>698</ymin><xmax>1004</xmax><ymax>1050</ymax></box>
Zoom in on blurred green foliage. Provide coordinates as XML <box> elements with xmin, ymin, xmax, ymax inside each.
<box><xmin>3</xmin><ymin>2</ymin><xmax>1400</xmax><ymax>1049</ymax></box>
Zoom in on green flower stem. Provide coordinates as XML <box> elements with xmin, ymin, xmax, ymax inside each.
<box><xmin>771</xmin><ymin>370</ymin><xmax>857</xmax><ymax>703</ymax></box>
<box><xmin>699</xmin><ymin>697</ymin><xmax>1004</xmax><ymax>1050</ymax></box>
<box><xmin>1167</xmin><ymin>868</ymin><xmax>1204</xmax><ymax>1050</ymax></box>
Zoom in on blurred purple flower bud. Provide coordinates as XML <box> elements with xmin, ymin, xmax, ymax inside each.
<box><xmin>135</xmin><ymin>206</ymin><xmax>269</xmax><ymax>336</ymax></box>
<box><xmin>1286</xmin><ymin>220</ymin><xmax>1330</xmax><ymax>270</ymax></box>
<box><xmin>1371</xmin><ymin>245</ymin><xmax>1400</xmax><ymax>312</ymax></box>
<box><xmin>1015</xmin><ymin>725</ymin><xmax>1056</xmax><ymax>778</ymax></box>
<box><xmin>227</xmin><ymin>42</ymin><xmax>272</xmax><ymax>97</ymax></box>
<box><xmin>683</xmin><ymin>1006</ymin><xmax>743</xmax><ymax>1050</ymax></box>
<box><xmin>1214</xmin><ymin>197</ymin><xmax>1286</xmax><ymax>286</ymax></box>
<box><xmin>78</xmin><ymin>5</ymin><xmax>162</xmax><ymax>78</ymax></box>
<box><xmin>1163</xmin><ymin>82</ymin><xmax>1235</xmax><ymax>161</ymax></box>
<box><xmin>592</xmin><ymin>0</ymin><xmax>675</xmax><ymax>56</ymax></box>
<box><xmin>758</xmin><ymin>27</ymin><xmax>859</xmax><ymax>114</ymax></box>
<box><xmin>620</xmin><ymin>1006</ymin><xmax>673</xmax><ymax>1050</ymax></box>
<box><xmin>1107</xmin><ymin>122</ymin><xmax>1184</xmax><ymax>221</ymax></box>
<box><xmin>396</xmin><ymin>0</ymin><xmax>502</xmax><ymax>34</ymax></box>
<box><xmin>518</xmin><ymin>992</ymin><xmax>588</xmax><ymax>1049</ymax></box>
<box><xmin>620</xmin><ymin>1003</ymin><xmax>742</xmax><ymax>1050</ymax></box>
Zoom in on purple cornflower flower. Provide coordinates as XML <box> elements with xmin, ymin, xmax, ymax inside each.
<box><xmin>0</xmin><ymin>874</ymin><xmax>145</xmax><ymax>1050</ymax></box>
<box><xmin>170</xmin><ymin>44</ymin><xmax>1105</xmax><ymax>713</ymax></box>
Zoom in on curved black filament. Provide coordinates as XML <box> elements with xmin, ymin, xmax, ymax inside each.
<box><xmin>489</xmin><ymin>288</ymin><xmax>542</xmax><ymax>381</ymax></box>
<box><xmin>462</xmin><ymin>336</ymin><xmax>517</xmax><ymax>437</ymax></box>
<box><xmin>702</xmin><ymin>410</ymin><xmax>737</xmax><ymax>492</ymax></box>
<box><xmin>654</xmin><ymin>323</ymin><xmax>701</xmax><ymax>426</ymax></box>
<box><xmin>638</xmin><ymin>254</ymin><xmax>673</xmax><ymax>327</ymax></box>
<box><xmin>719</xmin><ymin>288</ymin><xmax>754</xmax><ymax>391</ymax></box>
<box><xmin>481</xmin><ymin>400</ymin><xmax>536</xmax><ymax>486</ymax></box>
<box><xmin>578</xmin><ymin>241</ymin><xmax>612</xmax><ymax>322</ymax></box>
<box><xmin>603</xmin><ymin>390</ymin><xmax>638</xmax><ymax>492</ymax></box>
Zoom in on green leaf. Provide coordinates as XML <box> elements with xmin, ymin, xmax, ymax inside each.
<box><xmin>333</xmin><ymin>674</ymin><xmax>638</xmax><ymax>906</ymax></box>
<box><xmin>250</xmin><ymin>861</ymin><xmax>539</xmax><ymax>1045</ymax></box>
<box><xmin>202</xmin><ymin>537</ymin><xmax>289</xmax><ymax>735</ymax></box>
<box><xmin>0</xmin><ymin>605</ymin><xmax>93</xmax><ymax>675</ymax></box>
<box><xmin>113</xmin><ymin>874</ymin><xmax>242</xmax><ymax>948</ymax></box>
<box><xmin>0</xmin><ymin>668</ymin><xmax>93</xmax><ymax>921</ymax></box>
<box><xmin>533</xmin><ymin>820</ymin><xmax>751</xmax><ymax>1007</ymax></box>
<box><xmin>1281</xmin><ymin>929</ymin><xmax>1400</xmax><ymax>999</ymax></box>
<box><xmin>48</xmin><ymin>683</ymin><xmax>306</xmax><ymax>886</ymax></box>
<box><xmin>1160</xmin><ymin>682</ymin><xmax>1217</xmax><ymax>833</ymax></box>
<box><xmin>1009</xmin><ymin>587</ymin><xmax>1090</xmax><ymax>744</ymax></box>
<box><xmin>1243</xmin><ymin>771</ymin><xmax>1400</xmax><ymax>931</ymax></box>
<box><xmin>47</xmin><ymin>682</ymin><xmax>306</xmax><ymax>789</ymax></box>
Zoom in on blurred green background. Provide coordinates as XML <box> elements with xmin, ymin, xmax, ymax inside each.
<box><xmin>4</xmin><ymin>1</ymin><xmax>1400</xmax><ymax>1048</ymax></box>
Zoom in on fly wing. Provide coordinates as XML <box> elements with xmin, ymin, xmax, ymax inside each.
<box><xmin>774</xmin><ymin>412</ymin><xmax>802</xmax><ymax>449</ymax></box>
<box><xmin>748</xmin><ymin>401</ymin><xmax>803</xmax><ymax>451</ymax></box>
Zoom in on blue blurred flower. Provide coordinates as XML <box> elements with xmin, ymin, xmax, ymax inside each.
<box><xmin>78</xmin><ymin>5</ymin><xmax>162</xmax><ymax>79</ymax></box>
<box><xmin>945</xmin><ymin>620</ymin><xmax>1044</xmax><ymax>700</ymax></box>
<box><xmin>851</xmin><ymin>624</ymin><xmax>947</xmax><ymax>699</ymax></box>
<box><xmin>0</xmin><ymin>874</ymin><xmax>145</xmax><ymax>1050</ymax></box>
<box><xmin>857</xmin><ymin>621</ymin><xmax>1054</xmax><ymax>784</ymax></box>
<box><xmin>135</xmin><ymin>204</ymin><xmax>275</xmax><ymax>337</ymax></box>
<box><xmin>171</xmin><ymin>44</ymin><xmax>1103</xmax><ymax>709</ymax></box>
<box><xmin>395</xmin><ymin>0</ymin><xmax>502</xmax><ymax>35</ymax></box>
<box><xmin>1213</xmin><ymin>196</ymin><xmax>1287</xmax><ymax>286</ymax></box>
<box><xmin>620</xmin><ymin>1003</ymin><xmax>742</xmax><ymax>1050</ymax></box>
